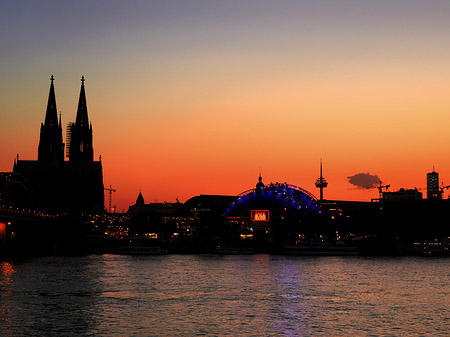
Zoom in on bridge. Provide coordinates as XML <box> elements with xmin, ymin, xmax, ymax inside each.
<box><xmin>0</xmin><ymin>204</ymin><xmax>79</xmax><ymax>257</ymax></box>
<box><xmin>0</xmin><ymin>173</ymin><xmax>65</xmax><ymax>256</ymax></box>
<box><xmin>0</xmin><ymin>205</ymin><xmax>59</xmax><ymax>223</ymax></box>
<box><xmin>0</xmin><ymin>172</ymin><xmax>38</xmax><ymax>210</ymax></box>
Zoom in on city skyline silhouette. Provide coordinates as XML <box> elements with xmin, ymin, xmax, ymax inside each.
<box><xmin>2</xmin><ymin>1</ymin><xmax>450</xmax><ymax>211</ymax></box>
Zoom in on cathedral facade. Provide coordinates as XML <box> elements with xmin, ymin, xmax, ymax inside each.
<box><xmin>12</xmin><ymin>76</ymin><xmax>104</xmax><ymax>213</ymax></box>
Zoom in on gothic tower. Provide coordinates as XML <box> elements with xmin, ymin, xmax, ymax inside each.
<box><xmin>38</xmin><ymin>75</ymin><xmax>65</xmax><ymax>161</ymax></box>
<box><xmin>67</xmin><ymin>76</ymin><xmax>94</xmax><ymax>162</ymax></box>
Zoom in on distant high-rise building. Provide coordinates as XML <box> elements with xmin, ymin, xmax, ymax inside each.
<box><xmin>427</xmin><ymin>170</ymin><xmax>441</xmax><ymax>199</ymax></box>
<box><xmin>38</xmin><ymin>75</ymin><xmax>65</xmax><ymax>161</ymax></box>
<box><xmin>67</xmin><ymin>76</ymin><xmax>94</xmax><ymax>162</ymax></box>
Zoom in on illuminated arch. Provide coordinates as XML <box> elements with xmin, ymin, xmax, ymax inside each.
<box><xmin>223</xmin><ymin>182</ymin><xmax>321</xmax><ymax>217</ymax></box>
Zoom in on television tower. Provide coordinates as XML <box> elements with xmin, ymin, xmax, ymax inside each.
<box><xmin>315</xmin><ymin>159</ymin><xmax>328</xmax><ymax>201</ymax></box>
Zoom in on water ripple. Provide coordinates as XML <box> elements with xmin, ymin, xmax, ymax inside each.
<box><xmin>0</xmin><ymin>255</ymin><xmax>449</xmax><ymax>336</ymax></box>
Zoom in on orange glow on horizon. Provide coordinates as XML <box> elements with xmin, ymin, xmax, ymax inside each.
<box><xmin>3</xmin><ymin>2</ymin><xmax>450</xmax><ymax>211</ymax></box>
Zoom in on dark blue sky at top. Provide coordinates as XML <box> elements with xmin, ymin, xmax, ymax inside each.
<box><xmin>3</xmin><ymin>0</ymin><xmax>450</xmax><ymax>56</ymax></box>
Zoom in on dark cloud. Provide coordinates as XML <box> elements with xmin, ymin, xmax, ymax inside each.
<box><xmin>347</xmin><ymin>173</ymin><xmax>380</xmax><ymax>189</ymax></box>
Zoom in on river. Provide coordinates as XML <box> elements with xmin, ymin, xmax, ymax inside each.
<box><xmin>1</xmin><ymin>254</ymin><xmax>448</xmax><ymax>336</ymax></box>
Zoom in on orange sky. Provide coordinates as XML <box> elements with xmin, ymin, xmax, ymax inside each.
<box><xmin>2</xmin><ymin>1</ymin><xmax>450</xmax><ymax>211</ymax></box>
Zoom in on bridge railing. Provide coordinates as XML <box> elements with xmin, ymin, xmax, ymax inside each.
<box><xmin>0</xmin><ymin>205</ymin><xmax>58</xmax><ymax>219</ymax></box>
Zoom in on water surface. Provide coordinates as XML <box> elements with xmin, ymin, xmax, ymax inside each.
<box><xmin>1</xmin><ymin>255</ymin><xmax>448</xmax><ymax>336</ymax></box>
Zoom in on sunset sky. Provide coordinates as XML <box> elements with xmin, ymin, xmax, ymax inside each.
<box><xmin>2</xmin><ymin>1</ymin><xmax>450</xmax><ymax>211</ymax></box>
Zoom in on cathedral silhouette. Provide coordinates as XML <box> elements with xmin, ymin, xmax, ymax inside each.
<box><xmin>13</xmin><ymin>76</ymin><xmax>104</xmax><ymax>212</ymax></box>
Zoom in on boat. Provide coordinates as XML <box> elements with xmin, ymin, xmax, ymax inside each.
<box><xmin>408</xmin><ymin>237</ymin><xmax>450</xmax><ymax>256</ymax></box>
<box><xmin>118</xmin><ymin>243</ymin><xmax>168</xmax><ymax>255</ymax></box>
<box><xmin>214</xmin><ymin>246</ymin><xmax>255</xmax><ymax>255</ymax></box>
<box><xmin>281</xmin><ymin>240</ymin><xmax>358</xmax><ymax>256</ymax></box>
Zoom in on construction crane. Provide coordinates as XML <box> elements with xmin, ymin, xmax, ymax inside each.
<box><xmin>378</xmin><ymin>181</ymin><xmax>390</xmax><ymax>199</ymax></box>
<box><xmin>105</xmin><ymin>185</ymin><xmax>116</xmax><ymax>213</ymax></box>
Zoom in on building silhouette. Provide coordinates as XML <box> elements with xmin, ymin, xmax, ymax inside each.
<box><xmin>427</xmin><ymin>170</ymin><xmax>440</xmax><ymax>199</ymax></box>
<box><xmin>11</xmin><ymin>76</ymin><xmax>104</xmax><ymax>212</ymax></box>
<box><xmin>67</xmin><ymin>76</ymin><xmax>93</xmax><ymax>162</ymax></box>
<box><xmin>382</xmin><ymin>188</ymin><xmax>422</xmax><ymax>201</ymax></box>
<box><xmin>38</xmin><ymin>75</ymin><xmax>65</xmax><ymax>162</ymax></box>
<box><xmin>222</xmin><ymin>176</ymin><xmax>322</xmax><ymax>244</ymax></box>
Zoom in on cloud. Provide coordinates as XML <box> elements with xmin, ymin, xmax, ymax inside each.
<box><xmin>347</xmin><ymin>173</ymin><xmax>380</xmax><ymax>189</ymax></box>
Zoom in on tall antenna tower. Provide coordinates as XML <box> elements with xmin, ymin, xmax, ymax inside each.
<box><xmin>315</xmin><ymin>159</ymin><xmax>328</xmax><ymax>201</ymax></box>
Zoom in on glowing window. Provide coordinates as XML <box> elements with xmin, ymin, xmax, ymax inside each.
<box><xmin>251</xmin><ymin>210</ymin><xmax>269</xmax><ymax>221</ymax></box>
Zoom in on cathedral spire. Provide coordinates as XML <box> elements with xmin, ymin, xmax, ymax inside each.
<box><xmin>44</xmin><ymin>75</ymin><xmax>58</xmax><ymax>128</ymax></box>
<box><xmin>68</xmin><ymin>76</ymin><xmax>94</xmax><ymax>162</ymax></box>
<box><xmin>76</xmin><ymin>75</ymin><xmax>89</xmax><ymax>128</ymax></box>
<box><xmin>38</xmin><ymin>75</ymin><xmax>64</xmax><ymax>161</ymax></box>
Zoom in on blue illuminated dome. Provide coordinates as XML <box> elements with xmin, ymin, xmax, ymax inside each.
<box><xmin>223</xmin><ymin>178</ymin><xmax>321</xmax><ymax>218</ymax></box>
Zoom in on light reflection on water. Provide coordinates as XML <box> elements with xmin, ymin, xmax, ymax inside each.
<box><xmin>0</xmin><ymin>255</ymin><xmax>449</xmax><ymax>336</ymax></box>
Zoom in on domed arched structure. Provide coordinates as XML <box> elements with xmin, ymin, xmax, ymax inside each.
<box><xmin>222</xmin><ymin>177</ymin><xmax>322</xmax><ymax>243</ymax></box>
<box><xmin>224</xmin><ymin>180</ymin><xmax>321</xmax><ymax>218</ymax></box>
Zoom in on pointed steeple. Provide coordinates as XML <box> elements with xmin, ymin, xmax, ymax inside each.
<box><xmin>68</xmin><ymin>76</ymin><xmax>94</xmax><ymax>162</ymax></box>
<box><xmin>76</xmin><ymin>75</ymin><xmax>89</xmax><ymax>127</ymax></box>
<box><xmin>44</xmin><ymin>75</ymin><xmax>59</xmax><ymax>128</ymax></box>
<box><xmin>136</xmin><ymin>191</ymin><xmax>145</xmax><ymax>205</ymax></box>
<box><xmin>38</xmin><ymin>75</ymin><xmax>64</xmax><ymax>161</ymax></box>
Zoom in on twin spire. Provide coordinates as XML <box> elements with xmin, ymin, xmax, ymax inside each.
<box><xmin>38</xmin><ymin>75</ymin><xmax>94</xmax><ymax>162</ymax></box>
<box><xmin>76</xmin><ymin>76</ymin><xmax>90</xmax><ymax>128</ymax></box>
<box><xmin>38</xmin><ymin>75</ymin><xmax>64</xmax><ymax>161</ymax></box>
<box><xmin>44</xmin><ymin>75</ymin><xmax>59</xmax><ymax>129</ymax></box>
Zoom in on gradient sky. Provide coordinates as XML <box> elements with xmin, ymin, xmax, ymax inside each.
<box><xmin>2</xmin><ymin>0</ymin><xmax>450</xmax><ymax>211</ymax></box>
